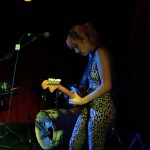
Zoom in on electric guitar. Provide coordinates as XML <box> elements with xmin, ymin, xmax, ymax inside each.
<box><xmin>41</xmin><ymin>78</ymin><xmax>87</xmax><ymax>114</ymax></box>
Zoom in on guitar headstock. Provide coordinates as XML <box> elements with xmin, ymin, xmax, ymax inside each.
<box><xmin>41</xmin><ymin>78</ymin><xmax>61</xmax><ymax>93</ymax></box>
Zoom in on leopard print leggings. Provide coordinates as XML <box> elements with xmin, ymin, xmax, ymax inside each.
<box><xmin>69</xmin><ymin>92</ymin><xmax>116</xmax><ymax>150</ymax></box>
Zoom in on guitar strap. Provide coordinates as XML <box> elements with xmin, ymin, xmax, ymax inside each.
<box><xmin>79</xmin><ymin>44</ymin><xmax>101</xmax><ymax>87</ymax></box>
<box><xmin>79</xmin><ymin>53</ymin><xmax>94</xmax><ymax>87</ymax></box>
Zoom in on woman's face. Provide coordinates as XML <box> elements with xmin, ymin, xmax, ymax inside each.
<box><xmin>74</xmin><ymin>40</ymin><xmax>90</xmax><ymax>56</ymax></box>
<box><xmin>66</xmin><ymin>36</ymin><xmax>90</xmax><ymax>57</ymax></box>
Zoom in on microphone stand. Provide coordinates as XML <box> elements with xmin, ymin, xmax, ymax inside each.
<box><xmin>0</xmin><ymin>34</ymin><xmax>40</xmax><ymax>149</ymax></box>
<box><xmin>0</xmin><ymin>34</ymin><xmax>39</xmax><ymax>63</ymax></box>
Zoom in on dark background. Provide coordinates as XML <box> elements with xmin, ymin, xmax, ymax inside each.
<box><xmin>0</xmin><ymin>0</ymin><xmax>149</xmax><ymax>148</ymax></box>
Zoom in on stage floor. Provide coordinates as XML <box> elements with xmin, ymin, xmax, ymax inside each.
<box><xmin>0</xmin><ymin>122</ymin><xmax>72</xmax><ymax>150</ymax></box>
<box><xmin>0</xmin><ymin>122</ymin><xmax>126</xmax><ymax>150</ymax></box>
<box><xmin>0</xmin><ymin>120</ymin><xmax>149</xmax><ymax>150</ymax></box>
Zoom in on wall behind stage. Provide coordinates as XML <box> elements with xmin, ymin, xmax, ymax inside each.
<box><xmin>0</xmin><ymin>44</ymin><xmax>50</xmax><ymax>122</ymax></box>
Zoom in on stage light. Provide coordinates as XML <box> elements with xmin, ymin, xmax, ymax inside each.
<box><xmin>24</xmin><ymin>0</ymin><xmax>32</xmax><ymax>2</ymax></box>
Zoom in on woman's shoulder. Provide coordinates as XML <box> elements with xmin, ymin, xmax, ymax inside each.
<box><xmin>96</xmin><ymin>46</ymin><xmax>110</xmax><ymax>56</ymax></box>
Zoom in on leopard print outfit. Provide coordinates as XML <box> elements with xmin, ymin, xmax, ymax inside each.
<box><xmin>69</xmin><ymin>53</ymin><xmax>116</xmax><ymax>150</ymax></box>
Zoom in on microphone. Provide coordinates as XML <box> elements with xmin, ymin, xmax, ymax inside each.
<box><xmin>27</xmin><ymin>32</ymin><xmax>50</xmax><ymax>38</ymax></box>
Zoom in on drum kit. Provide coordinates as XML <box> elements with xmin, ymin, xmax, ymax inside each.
<box><xmin>35</xmin><ymin>91</ymin><xmax>70</xmax><ymax>150</ymax></box>
<box><xmin>35</xmin><ymin>110</ymin><xmax>64</xmax><ymax>150</ymax></box>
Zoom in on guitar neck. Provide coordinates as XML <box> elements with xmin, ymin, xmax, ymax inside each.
<box><xmin>57</xmin><ymin>85</ymin><xmax>75</xmax><ymax>99</ymax></box>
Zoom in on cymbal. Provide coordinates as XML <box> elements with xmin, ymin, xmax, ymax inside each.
<box><xmin>0</xmin><ymin>82</ymin><xmax>11</xmax><ymax>91</ymax></box>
